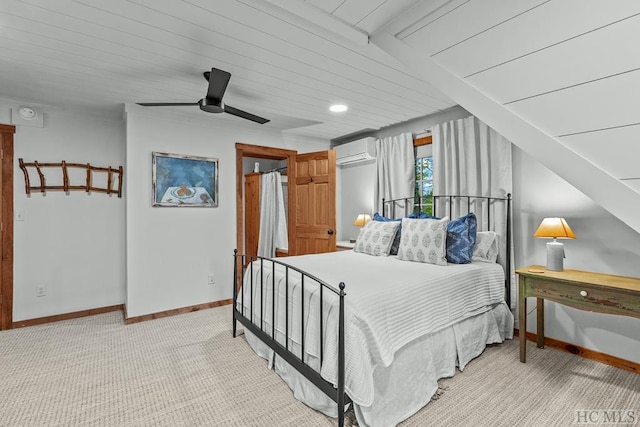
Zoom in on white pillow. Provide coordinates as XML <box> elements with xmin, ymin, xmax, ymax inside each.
<box><xmin>396</xmin><ymin>217</ymin><xmax>449</xmax><ymax>266</ymax></box>
<box><xmin>353</xmin><ymin>220</ymin><xmax>400</xmax><ymax>256</ymax></box>
<box><xmin>472</xmin><ymin>231</ymin><xmax>499</xmax><ymax>263</ymax></box>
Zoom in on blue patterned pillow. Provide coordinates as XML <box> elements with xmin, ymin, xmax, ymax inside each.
<box><xmin>373</xmin><ymin>213</ymin><xmax>394</xmax><ymax>222</ymax></box>
<box><xmin>446</xmin><ymin>212</ymin><xmax>477</xmax><ymax>264</ymax></box>
<box><xmin>374</xmin><ymin>212</ymin><xmax>440</xmax><ymax>255</ymax></box>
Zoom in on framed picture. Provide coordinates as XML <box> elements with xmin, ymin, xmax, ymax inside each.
<box><xmin>152</xmin><ymin>152</ymin><xmax>219</xmax><ymax>207</ymax></box>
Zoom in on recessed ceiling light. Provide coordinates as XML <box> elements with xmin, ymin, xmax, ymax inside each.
<box><xmin>329</xmin><ymin>104</ymin><xmax>348</xmax><ymax>113</ymax></box>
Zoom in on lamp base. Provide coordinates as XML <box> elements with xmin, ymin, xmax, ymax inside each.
<box><xmin>546</xmin><ymin>240</ymin><xmax>565</xmax><ymax>271</ymax></box>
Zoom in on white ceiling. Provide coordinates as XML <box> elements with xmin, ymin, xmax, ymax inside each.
<box><xmin>0</xmin><ymin>0</ymin><xmax>455</xmax><ymax>140</ymax></box>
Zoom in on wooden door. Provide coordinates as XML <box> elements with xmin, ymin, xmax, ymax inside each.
<box><xmin>0</xmin><ymin>125</ymin><xmax>15</xmax><ymax>330</ymax></box>
<box><xmin>294</xmin><ymin>150</ymin><xmax>336</xmax><ymax>255</ymax></box>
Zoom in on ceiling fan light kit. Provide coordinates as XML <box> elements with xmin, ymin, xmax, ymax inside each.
<box><xmin>138</xmin><ymin>67</ymin><xmax>270</xmax><ymax>124</ymax></box>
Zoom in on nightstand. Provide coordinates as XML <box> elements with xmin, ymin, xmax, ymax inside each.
<box><xmin>516</xmin><ymin>265</ymin><xmax>640</xmax><ymax>363</ymax></box>
<box><xmin>336</xmin><ymin>241</ymin><xmax>355</xmax><ymax>251</ymax></box>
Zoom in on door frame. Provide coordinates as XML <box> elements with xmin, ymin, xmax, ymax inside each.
<box><xmin>0</xmin><ymin>124</ymin><xmax>15</xmax><ymax>330</ymax></box>
<box><xmin>235</xmin><ymin>143</ymin><xmax>297</xmax><ymax>259</ymax></box>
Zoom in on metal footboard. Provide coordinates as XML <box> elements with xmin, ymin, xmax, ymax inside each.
<box><xmin>232</xmin><ymin>251</ymin><xmax>351</xmax><ymax>426</ymax></box>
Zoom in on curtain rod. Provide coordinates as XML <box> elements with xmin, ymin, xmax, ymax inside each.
<box><xmin>262</xmin><ymin>165</ymin><xmax>287</xmax><ymax>174</ymax></box>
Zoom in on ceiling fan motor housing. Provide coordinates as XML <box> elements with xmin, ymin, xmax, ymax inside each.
<box><xmin>199</xmin><ymin>98</ymin><xmax>224</xmax><ymax>113</ymax></box>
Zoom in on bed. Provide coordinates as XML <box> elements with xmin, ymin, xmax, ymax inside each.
<box><xmin>232</xmin><ymin>195</ymin><xmax>513</xmax><ymax>427</ymax></box>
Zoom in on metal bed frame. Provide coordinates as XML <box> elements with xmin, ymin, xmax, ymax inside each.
<box><xmin>232</xmin><ymin>194</ymin><xmax>512</xmax><ymax>427</ymax></box>
<box><xmin>383</xmin><ymin>193</ymin><xmax>512</xmax><ymax>307</ymax></box>
<box><xmin>232</xmin><ymin>254</ymin><xmax>351</xmax><ymax>425</ymax></box>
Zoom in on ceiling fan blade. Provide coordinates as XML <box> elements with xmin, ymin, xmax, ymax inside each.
<box><xmin>205</xmin><ymin>68</ymin><xmax>231</xmax><ymax>102</ymax></box>
<box><xmin>224</xmin><ymin>105</ymin><xmax>270</xmax><ymax>124</ymax></box>
<box><xmin>137</xmin><ymin>102</ymin><xmax>198</xmax><ymax>107</ymax></box>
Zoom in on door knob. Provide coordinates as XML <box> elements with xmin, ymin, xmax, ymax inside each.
<box><xmin>327</xmin><ymin>229</ymin><xmax>334</xmax><ymax>235</ymax></box>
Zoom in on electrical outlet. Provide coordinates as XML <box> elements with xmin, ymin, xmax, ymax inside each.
<box><xmin>35</xmin><ymin>285</ymin><xmax>46</xmax><ymax>297</ymax></box>
<box><xmin>208</xmin><ymin>274</ymin><xmax>215</xmax><ymax>285</ymax></box>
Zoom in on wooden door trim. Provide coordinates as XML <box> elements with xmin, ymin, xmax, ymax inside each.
<box><xmin>0</xmin><ymin>124</ymin><xmax>15</xmax><ymax>330</ymax></box>
<box><xmin>235</xmin><ymin>143</ymin><xmax>298</xmax><ymax>265</ymax></box>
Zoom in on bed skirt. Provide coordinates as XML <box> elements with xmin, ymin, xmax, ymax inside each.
<box><xmin>243</xmin><ymin>301</ymin><xmax>513</xmax><ymax>427</ymax></box>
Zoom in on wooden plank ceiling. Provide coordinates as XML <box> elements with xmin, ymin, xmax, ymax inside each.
<box><xmin>0</xmin><ymin>0</ymin><xmax>454</xmax><ymax>140</ymax></box>
<box><xmin>378</xmin><ymin>0</ymin><xmax>640</xmax><ymax>229</ymax></box>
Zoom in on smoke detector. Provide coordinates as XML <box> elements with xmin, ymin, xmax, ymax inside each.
<box><xmin>17</xmin><ymin>106</ymin><xmax>38</xmax><ymax>121</ymax></box>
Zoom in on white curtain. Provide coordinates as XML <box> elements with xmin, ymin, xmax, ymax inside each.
<box><xmin>374</xmin><ymin>132</ymin><xmax>415</xmax><ymax>216</ymax></box>
<box><xmin>432</xmin><ymin>116</ymin><xmax>514</xmax><ymax>309</ymax></box>
<box><xmin>257</xmin><ymin>172</ymin><xmax>288</xmax><ymax>258</ymax></box>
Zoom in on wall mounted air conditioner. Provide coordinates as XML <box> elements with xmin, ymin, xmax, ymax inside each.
<box><xmin>335</xmin><ymin>137</ymin><xmax>376</xmax><ymax>166</ymax></box>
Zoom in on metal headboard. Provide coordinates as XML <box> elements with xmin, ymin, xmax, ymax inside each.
<box><xmin>382</xmin><ymin>194</ymin><xmax>512</xmax><ymax>307</ymax></box>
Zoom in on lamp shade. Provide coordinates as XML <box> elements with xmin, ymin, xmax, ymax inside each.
<box><xmin>533</xmin><ymin>217</ymin><xmax>576</xmax><ymax>239</ymax></box>
<box><xmin>353</xmin><ymin>214</ymin><xmax>371</xmax><ymax>227</ymax></box>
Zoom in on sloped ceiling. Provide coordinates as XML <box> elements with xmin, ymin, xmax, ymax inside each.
<box><xmin>1</xmin><ymin>0</ymin><xmax>639</xmax><ymax>230</ymax></box>
<box><xmin>370</xmin><ymin>0</ymin><xmax>640</xmax><ymax>233</ymax></box>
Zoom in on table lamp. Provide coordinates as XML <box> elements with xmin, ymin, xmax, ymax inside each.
<box><xmin>351</xmin><ymin>213</ymin><xmax>371</xmax><ymax>243</ymax></box>
<box><xmin>533</xmin><ymin>217</ymin><xmax>576</xmax><ymax>271</ymax></box>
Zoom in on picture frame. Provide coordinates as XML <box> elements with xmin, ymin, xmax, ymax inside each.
<box><xmin>152</xmin><ymin>152</ymin><xmax>219</xmax><ymax>207</ymax></box>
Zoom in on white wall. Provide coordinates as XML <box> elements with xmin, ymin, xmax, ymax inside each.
<box><xmin>336</xmin><ymin>160</ymin><xmax>375</xmax><ymax>241</ymax></box>
<box><xmin>124</xmin><ymin>106</ymin><xmax>328</xmax><ymax>318</ymax></box>
<box><xmin>0</xmin><ymin>99</ymin><xmax>126</xmax><ymax>321</ymax></box>
<box><xmin>513</xmin><ymin>147</ymin><xmax>640</xmax><ymax>363</ymax></box>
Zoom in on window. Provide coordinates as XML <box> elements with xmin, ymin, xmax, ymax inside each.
<box><xmin>414</xmin><ymin>156</ymin><xmax>433</xmax><ymax>215</ymax></box>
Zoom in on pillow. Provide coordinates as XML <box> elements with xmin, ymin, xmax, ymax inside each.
<box><xmin>373</xmin><ymin>213</ymin><xmax>401</xmax><ymax>255</ymax></box>
<box><xmin>407</xmin><ymin>211</ymin><xmax>439</xmax><ymax>219</ymax></box>
<box><xmin>396</xmin><ymin>217</ymin><xmax>449</xmax><ymax>265</ymax></box>
<box><xmin>373</xmin><ymin>212</ymin><xmax>440</xmax><ymax>255</ymax></box>
<box><xmin>472</xmin><ymin>231</ymin><xmax>499</xmax><ymax>263</ymax></box>
<box><xmin>353</xmin><ymin>220</ymin><xmax>400</xmax><ymax>256</ymax></box>
<box><xmin>446</xmin><ymin>212</ymin><xmax>477</xmax><ymax>264</ymax></box>
<box><xmin>372</xmin><ymin>212</ymin><xmax>396</xmax><ymax>222</ymax></box>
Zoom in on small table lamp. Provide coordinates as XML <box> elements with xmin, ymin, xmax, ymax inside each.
<box><xmin>533</xmin><ymin>217</ymin><xmax>576</xmax><ymax>271</ymax></box>
<box><xmin>351</xmin><ymin>213</ymin><xmax>371</xmax><ymax>243</ymax></box>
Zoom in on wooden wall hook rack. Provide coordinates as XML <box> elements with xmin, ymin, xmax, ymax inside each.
<box><xmin>18</xmin><ymin>158</ymin><xmax>124</xmax><ymax>197</ymax></box>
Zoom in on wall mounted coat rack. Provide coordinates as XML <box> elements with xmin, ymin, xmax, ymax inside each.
<box><xmin>18</xmin><ymin>158</ymin><xmax>123</xmax><ymax>197</ymax></box>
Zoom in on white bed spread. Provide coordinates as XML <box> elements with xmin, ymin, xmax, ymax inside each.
<box><xmin>237</xmin><ymin>250</ymin><xmax>508</xmax><ymax>408</ymax></box>
<box><xmin>245</xmin><ymin>302</ymin><xmax>513</xmax><ymax>427</ymax></box>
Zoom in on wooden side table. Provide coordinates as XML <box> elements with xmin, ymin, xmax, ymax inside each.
<box><xmin>516</xmin><ymin>265</ymin><xmax>640</xmax><ymax>363</ymax></box>
<box><xmin>336</xmin><ymin>241</ymin><xmax>355</xmax><ymax>251</ymax></box>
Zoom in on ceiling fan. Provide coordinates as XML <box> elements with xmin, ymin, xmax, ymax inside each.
<box><xmin>137</xmin><ymin>68</ymin><xmax>270</xmax><ymax>124</ymax></box>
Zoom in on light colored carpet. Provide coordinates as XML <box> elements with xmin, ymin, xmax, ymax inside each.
<box><xmin>1</xmin><ymin>305</ymin><xmax>638</xmax><ymax>427</ymax></box>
